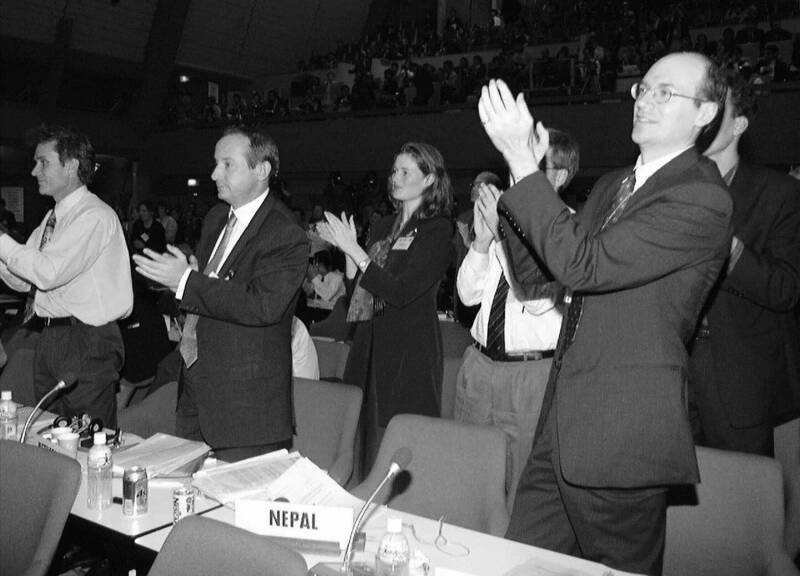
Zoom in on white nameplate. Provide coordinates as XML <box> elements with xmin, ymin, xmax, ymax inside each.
<box><xmin>234</xmin><ymin>499</ymin><xmax>353</xmax><ymax>548</ymax></box>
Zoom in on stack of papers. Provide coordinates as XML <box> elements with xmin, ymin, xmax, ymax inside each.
<box><xmin>192</xmin><ymin>450</ymin><xmax>363</xmax><ymax>511</ymax></box>
<box><xmin>112</xmin><ymin>433</ymin><xmax>210</xmax><ymax>478</ymax></box>
<box><xmin>192</xmin><ymin>450</ymin><xmax>303</xmax><ymax>505</ymax></box>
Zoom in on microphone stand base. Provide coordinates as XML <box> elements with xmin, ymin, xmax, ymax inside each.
<box><xmin>308</xmin><ymin>562</ymin><xmax>375</xmax><ymax>576</ymax></box>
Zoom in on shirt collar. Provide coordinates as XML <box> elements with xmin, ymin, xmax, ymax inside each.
<box><xmin>633</xmin><ymin>145</ymin><xmax>693</xmax><ymax>191</ymax></box>
<box><xmin>230</xmin><ymin>189</ymin><xmax>269</xmax><ymax>228</ymax></box>
<box><xmin>53</xmin><ymin>185</ymin><xmax>88</xmax><ymax>220</ymax></box>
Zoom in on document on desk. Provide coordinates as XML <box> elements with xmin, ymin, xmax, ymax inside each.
<box><xmin>265</xmin><ymin>457</ymin><xmax>364</xmax><ymax>514</ymax></box>
<box><xmin>192</xmin><ymin>450</ymin><xmax>302</xmax><ymax>505</ymax></box>
<box><xmin>112</xmin><ymin>433</ymin><xmax>210</xmax><ymax>478</ymax></box>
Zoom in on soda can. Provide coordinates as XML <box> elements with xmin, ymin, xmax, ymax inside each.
<box><xmin>172</xmin><ymin>485</ymin><xmax>196</xmax><ymax>524</ymax></box>
<box><xmin>122</xmin><ymin>466</ymin><xmax>148</xmax><ymax>516</ymax></box>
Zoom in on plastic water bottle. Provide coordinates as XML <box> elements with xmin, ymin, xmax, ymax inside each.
<box><xmin>86</xmin><ymin>432</ymin><xmax>113</xmax><ymax>510</ymax></box>
<box><xmin>375</xmin><ymin>517</ymin><xmax>410</xmax><ymax>576</ymax></box>
<box><xmin>0</xmin><ymin>390</ymin><xmax>17</xmax><ymax>440</ymax></box>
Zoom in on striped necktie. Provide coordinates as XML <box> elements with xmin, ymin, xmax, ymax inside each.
<box><xmin>561</xmin><ymin>172</ymin><xmax>637</xmax><ymax>351</ymax></box>
<box><xmin>179</xmin><ymin>211</ymin><xmax>237</xmax><ymax>367</ymax></box>
<box><xmin>22</xmin><ymin>211</ymin><xmax>57</xmax><ymax>324</ymax></box>
<box><xmin>484</xmin><ymin>272</ymin><xmax>509</xmax><ymax>359</ymax></box>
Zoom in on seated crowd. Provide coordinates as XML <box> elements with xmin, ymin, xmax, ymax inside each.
<box><xmin>161</xmin><ymin>0</ymin><xmax>799</xmax><ymax>127</ymax></box>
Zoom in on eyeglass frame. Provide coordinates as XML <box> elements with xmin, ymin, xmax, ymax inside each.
<box><xmin>630</xmin><ymin>82</ymin><xmax>711</xmax><ymax>105</ymax></box>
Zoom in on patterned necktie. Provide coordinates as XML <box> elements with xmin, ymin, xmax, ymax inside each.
<box><xmin>22</xmin><ymin>211</ymin><xmax>57</xmax><ymax>324</ymax></box>
<box><xmin>484</xmin><ymin>272</ymin><xmax>510</xmax><ymax>358</ymax></box>
<box><xmin>561</xmin><ymin>172</ymin><xmax>637</xmax><ymax>351</ymax></box>
<box><xmin>180</xmin><ymin>211</ymin><xmax>237</xmax><ymax>367</ymax></box>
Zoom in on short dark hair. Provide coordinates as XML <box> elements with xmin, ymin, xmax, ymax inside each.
<box><xmin>222</xmin><ymin>126</ymin><xmax>280</xmax><ymax>175</ymax></box>
<box><xmin>725</xmin><ymin>71</ymin><xmax>758</xmax><ymax>122</ymax></box>
<box><xmin>390</xmin><ymin>142</ymin><xmax>453</xmax><ymax>219</ymax></box>
<box><xmin>693</xmin><ymin>53</ymin><xmax>728</xmax><ymax>145</ymax></box>
<box><xmin>29</xmin><ymin>124</ymin><xmax>96</xmax><ymax>185</ymax></box>
<box><xmin>546</xmin><ymin>129</ymin><xmax>580</xmax><ymax>188</ymax></box>
<box><xmin>138</xmin><ymin>200</ymin><xmax>155</xmax><ymax>213</ymax></box>
<box><xmin>313</xmin><ymin>250</ymin><xmax>332</xmax><ymax>270</ymax></box>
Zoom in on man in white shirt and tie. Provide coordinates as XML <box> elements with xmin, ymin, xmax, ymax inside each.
<box><xmin>134</xmin><ymin>127</ymin><xmax>308</xmax><ymax>461</ymax></box>
<box><xmin>0</xmin><ymin>125</ymin><xmax>133</xmax><ymax>427</ymax></box>
<box><xmin>454</xmin><ymin>129</ymin><xmax>579</xmax><ymax>502</ymax></box>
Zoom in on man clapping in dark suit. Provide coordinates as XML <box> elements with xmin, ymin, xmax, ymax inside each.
<box><xmin>134</xmin><ymin>127</ymin><xmax>308</xmax><ymax>461</ymax></box>
<box><xmin>691</xmin><ymin>73</ymin><xmax>800</xmax><ymax>455</ymax></box>
<box><xmin>478</xmin><ymin>52</ymin><xmax>732</xmax><ymax>574</ymax></box>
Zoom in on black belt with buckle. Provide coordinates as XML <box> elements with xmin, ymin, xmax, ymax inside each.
<box><xmin>29</xmin><ymin>315</ymin><xmax>81</xmax><ymax>331</ymax></box>
<box><xmin>474</xmin><ymin>341</ymin><xmax>555</xmax><ymax>362</ymax></box>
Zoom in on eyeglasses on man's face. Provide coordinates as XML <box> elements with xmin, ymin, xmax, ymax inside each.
<box><xmin>630</xmin><ymin>82</ymin><xmax>709</xmax><ymax>105</ymax></box>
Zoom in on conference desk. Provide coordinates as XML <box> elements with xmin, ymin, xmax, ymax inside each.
<box><xmin>18</xmin><ymin>405</ymin><xmax>639</xmax><ymax>575</ymax></box>
<box><xmin>17</xmin><ymin>406</ymin><xmax>219</xmax><ymax>573</ymax></box>
<box><xmin>136</xmin><ymin>504</ymin><xmax>641</xmax><ymax>576</ymax></box>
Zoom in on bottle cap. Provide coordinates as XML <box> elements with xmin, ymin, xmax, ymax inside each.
<box><xmin>387</xmin><ymin>517</ymin><xmax>403</xmax><ymax>533</ymax></box>
<box><xmin>93</xmin><ymin>432</ymin><xmax>107</xmax><ymax>445</ymax></box>
<box><xmin>0</xmin><ymin>391</ymin><xmax>11</xmax><ymax>401</ymax></box>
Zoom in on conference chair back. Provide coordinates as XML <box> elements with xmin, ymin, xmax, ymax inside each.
<box><xmin>440</xmin><ymin>355</ymin><xmax>463</xmax><ymax>419</ymax></box>
<box><xmin>0</xmin><ymin>440</ymin><xmax>81</xmax><ymax>576</ymax></box>
<box><xmin>293</xmin><ymin>377</ymin><xmax>363</xmax><ymax>486</ymax></box>
<box><xmin>0</xmin><ymin>347</ymin><xmax>36</xmax><ymax>406</ymax></box>
<box><xmin>664</xmin><ymin>445</ymin><xmax>798</xmax><ymax>576</ymax></box>
<box><xmin>352</xmin><ymin>414</ymin><xmax>510</xmax><ymax>536</ymax></box>
<box><xmin>775</xmin><ymin>417</ymin><xmax>800</xmax><ymax>559</ymax></box>
<box><xmin>117</xmin><ymin>380</ymin><xmax>178</xmax><ymax>438</ymax></box>
<box><xmin>439</xmin><ymin>319</ymin><xmax>472</xmax><ymax>358</ymax></box>
<box><xmin>312</xmin><ymin>337</ymin><xmax>351</xmax><ymax>381</ymax></box>
<box><xmin>308</xmin><ymin>297</ymin><xmax>352</xmax><ymax>341</ymax></box>
<box><xmin>147</xmin><ymin>516</ymin><xmax>307</xmax><ymax>576</ymax></box>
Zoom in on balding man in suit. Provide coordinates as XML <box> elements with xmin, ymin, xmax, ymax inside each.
<box><xmin>479</xmin><ymin>52</ymin><xmax>731</xmax><ymax>574</ymax></box>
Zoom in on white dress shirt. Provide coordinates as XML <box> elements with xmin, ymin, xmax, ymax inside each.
<box><xmin>457</xmin><ymin>240</ymin><xmax>562</xmax><ymax>352</ymax></box>
<box><xmin>633</xmin><ymin>145</ymin><xmax>693</xmax><ymax>192</ymax></box>
<box><xmin>291</xmin><ymin>316</ymin><xmax>320</xmax><ymax>379</ymax></box>
<box><xmin>177</xmin><ymin>190</ymin><xmax>268</xmax><ymax>298</ymax></box>
<box><xmin>0</xmin><ymin>186</ymin><xmax>133</xmax><ymax>325</ymax></box>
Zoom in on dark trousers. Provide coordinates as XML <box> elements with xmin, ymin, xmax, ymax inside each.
<box><xmin>507</xmin><ymin>404</ymin><xmax>668</xmax><ymax>576</ymax></box>
<box><xmin>175</xmin><ymin>365</ymin><xmax>292</xmax><ymax>462</ymax></box>
<box><xmin>34</xmin><ymin>322</ymin><xmax>124</xmax><ymax>429</ymax></box>
<box><xmin>689</xmin><ymin>337</ymin><xmax>774</xmax><ymax>456</ymax></box>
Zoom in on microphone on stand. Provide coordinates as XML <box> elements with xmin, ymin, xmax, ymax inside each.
<box><xmin>19</xmin><ymin>373</ymin><xmax>77</xmax><ymax>444</ymax></box>
<box><xmin>310</xmin><ymin>447</ymin><xmax>413</xmax><ymax>576</ymax></box>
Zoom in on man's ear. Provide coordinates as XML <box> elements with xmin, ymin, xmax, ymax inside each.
<box><xmin>695</xmin><ymin>101</ymin><xmax>720</xmax><ymax>129</ymax></box>
<box><xmin>65</xmin><ymin>158</ymin><xmax>80</xmax><ymax>178</ymax></box>
<box><xmin>733</xmin><ymin>115</ymin><xmax>749</xmax><ymax>136</ymax></box>
<box><xmin>256</xmin><ymin>161</ymin><xmax>272</xmax><ymax>182</ymax></box>
<box><xmin>555</xmin><ymin>168</ymin><xmax>568</xmax><ymax>191</ymax></box>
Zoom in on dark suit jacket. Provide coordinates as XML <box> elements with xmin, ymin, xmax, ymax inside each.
<box><xmin>180</xmin><ymin>193</ymin><xmax>308</xmax><ymax>448</ymax></box>
<box><xmin>499</xmin><ymin>148</ymin><xmax>732</xmax><ymax>488</ymax></box>
<box><xmin>698</xmin><ymin>161</ymin><xmax>800</xmax><ymax>426</ymax></box>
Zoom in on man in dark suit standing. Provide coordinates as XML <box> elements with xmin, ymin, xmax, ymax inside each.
<box><xmin>478</xmin><ymin>52</ymin><xmax>732</xmax><ymax>574</ymax></box>
<box><xmin>691</xmin><ymin>73</ymin><xmax>800</xmax><ymax>455</ymax></box>
<box><xmin>134</xmin><ymin>127</ymin><xmax>308</xmax><ymax>461</ymax></box>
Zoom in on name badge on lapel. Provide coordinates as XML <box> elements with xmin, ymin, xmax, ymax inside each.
<box><xmin>392</xmin><ymin>229</ymin><xmax>417</xmax><ymax>251</ymax></box>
